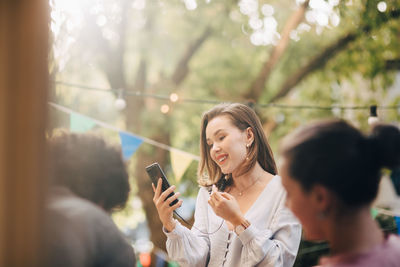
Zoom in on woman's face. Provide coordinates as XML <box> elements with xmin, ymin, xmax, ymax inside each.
<box><xmin>205</xmin><ymin>115</ymin><xmax>249</xmax><ymax>176</ymax></box>
<box><xmin>280</xmin><ymin>157</ymin><xmax>325</xmax><ymax>240</ymax></box>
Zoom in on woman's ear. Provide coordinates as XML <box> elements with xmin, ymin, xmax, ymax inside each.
<box><xmin>311</xmin><ymin>185</ymin><xmax>333</xmax><ymax>217</ymax></box>
<box><xmin>246</xmin><ymin>127</ymin><xmax>254</xmax><ymax>145</ymax></box>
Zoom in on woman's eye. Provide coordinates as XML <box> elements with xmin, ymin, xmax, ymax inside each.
<box><xmin>219</xmin><ymin>136</ymin><xmax>225</xmax><ymax>141</ymax></box>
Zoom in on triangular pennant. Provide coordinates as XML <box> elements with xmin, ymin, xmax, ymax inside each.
<box><xmin>167</xmin><ymin>261</ymin><xmax>179</xmax><ymax>267</ymax></box>
<box><xmin>395</xmin><ymin>216</ymin><xmax>400</xmax><ymax>235</ymax></box>
<box><xmin>70</xmin><ymin>113</ymin><xmax>96</xmax><ymax>132</ymax></box>
<box><xmin>119</xmin><ymin>132</ymin><xmax>143</xmax><ymax>160</ymax></box>
<box><xmin>170</xmin><ymin>150</ymin><xmax>192</xmax><ymax>182</ymax></box>
<box><xmin>371</xmin><ymin>208</ymin><xmax>379</xmax><ymax>219</ymax></box>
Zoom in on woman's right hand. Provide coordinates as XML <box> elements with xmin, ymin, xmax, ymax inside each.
<box><xmin>152</xmin><ymin>178</ymin><xmax>182</xmax><ymax>232</ymax></box>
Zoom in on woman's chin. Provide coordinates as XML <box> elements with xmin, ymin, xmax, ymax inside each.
<box><xmin>220</xmin><ymin>166</ymin><xmax>233</xmax><ymax>175</ymax></box>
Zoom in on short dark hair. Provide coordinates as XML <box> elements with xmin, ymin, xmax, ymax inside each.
<box><xmin>280</xmin><ymin>119</ymin><xmax>400</xmax><ymax>207</ymax></box>
<box><xmin>198</xmin><ymin>103</ymin><xmax>277</xmax><ymax>186</ymax></box>
<box><xmin>47</xmin><ymin>130</ymin><xmax>130</xmax><ymax>212</ymax></box>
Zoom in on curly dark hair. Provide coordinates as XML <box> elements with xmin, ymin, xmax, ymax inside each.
<box><xmin>47</xmin><ymin>130</ymin><xmax>130</xmax><ymax>213</ymax></box>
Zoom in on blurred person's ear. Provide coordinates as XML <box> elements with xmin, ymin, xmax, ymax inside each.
<box><xmin>311</xmin><ymin>185</ymin><xmax>334</xmax><ymax>219</ymax></box>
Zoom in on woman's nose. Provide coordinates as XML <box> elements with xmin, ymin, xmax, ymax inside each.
<box><xmin>211</xmin><ymin>143</ymin><xmax>221</xmax><ymax>152</ymax></box>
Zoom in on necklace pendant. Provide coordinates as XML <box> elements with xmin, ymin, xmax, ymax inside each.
<box><xmin>239</xmin><ymin>192</ymin><xmax>242</xmax><ymax>196</ymax></box>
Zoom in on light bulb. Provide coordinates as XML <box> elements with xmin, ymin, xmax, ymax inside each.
<box><xmin>170</xmin><ymin>93</ymin><xmax>179</xmax><ymax>102</ymax></box>
<box><xmin>368</xmin><ymin>105</ymin><xmax>379</xmax><ymax>126</ymax></box>
<box><xmin>368</xmin><ymin>116</ymin><xmax>379</xmax><ymax>126</ymax></box>
<box><xmin>115</xmin><ymin>98</ymin><xmax>126</xmax><ymax>110</ymax></box>
<box><xmin>331</xmin><ymin>106</ymin><xmax>341</xmax><ymax>117</ymax></box>
<box><xmin>160</xmin><ymin>104</ymin><xmax>170</xmax><ymax>114</ymax></box>
<box><xmin>377</xmin><ymin>1</ymin><xmax>387</xmax><ymax>12</ymax></box>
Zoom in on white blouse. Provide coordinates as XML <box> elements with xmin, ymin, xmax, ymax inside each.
<box><xmin>164</xmin><ymin>175</ymin><xmax>302</xmax><ymax>267</ymax></box>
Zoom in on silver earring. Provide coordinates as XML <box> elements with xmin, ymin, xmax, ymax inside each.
<box><xmin>246</xmin><ymin>143</ymin><xmax>250</xmax><ymax>148</ymax></box>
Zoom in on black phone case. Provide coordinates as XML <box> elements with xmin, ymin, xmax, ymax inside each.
<box><xmin>145</xmin><ymin>162</ymin><xmax>178</xmax><ymax>206</ymax></box>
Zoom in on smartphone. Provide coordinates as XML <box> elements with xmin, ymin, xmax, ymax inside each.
<box><xmin>145</xmin><ymin>162</ymin><xmax>178</xmax><ymax>206</ymax></box>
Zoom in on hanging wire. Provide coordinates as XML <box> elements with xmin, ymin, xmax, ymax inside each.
<box><xmin>53</xmin><ymin>80</ymin><xmax>220</xmax><ymax>104</ymax></box>
<box><xmin>53</xmin><ymin>80</ymin><xmax>400</xmax><ymax>111</ymax></box>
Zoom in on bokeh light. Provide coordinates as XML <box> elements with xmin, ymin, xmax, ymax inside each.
<box><xmin>377</xmin><ymin>1</ymin><xmax>387</xmax><ymax>12</ymax></box>
<box><xmin>161</xmin><ymin>104</ymin><xmax>170</xmax><ymax>114</ymax></box>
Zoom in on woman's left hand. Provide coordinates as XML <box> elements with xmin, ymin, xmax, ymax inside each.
<box><xmin>208</xmin><ymin>185</ymin><xmax>243</xmax><ymax>225</ymax></box>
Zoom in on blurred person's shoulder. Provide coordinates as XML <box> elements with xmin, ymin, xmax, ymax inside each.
<box><xmin>48</xmin><ymin>186</ymin><xmax>109</xmax><ymax>220</ymax></box>
<box><xmin>45</xmin><ymin>186</ymin><xmax>135</xmax><ymax>267</ymax></box>
<box><xmin>318</xmin><ymin>234</ymin><xmax>400</xmax><ymax>267</ymax></box>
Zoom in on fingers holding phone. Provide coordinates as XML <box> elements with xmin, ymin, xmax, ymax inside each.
<box><xmin>146</xmin><ymin>163</ymin><xmax>182</xmax><ymax>232</ymax></box>
<box><xmin>152</xmin><ymin>178</ymin><xmax>182</xmax><ymax>232</ymax></box>
<box><xmin>156</xmin><ymin>178</ymin><xmax>182</xmax><ymax>208</ymax></box>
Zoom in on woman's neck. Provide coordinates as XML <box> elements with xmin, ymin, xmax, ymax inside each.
<box><xmin>231</xmin><ymin>163</ymin><xmax>269</xmax><ymax>191</ymax></box>
<box><xmin>327</xmin><ymin>206</ymin><xmax>384</xmax><ymax>255</ymax></box>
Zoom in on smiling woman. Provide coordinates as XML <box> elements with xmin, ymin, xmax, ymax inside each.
<box><xmin>152</xmin><ymin>103</ymin><xmax>302</xmax><ymax>267</ymax></box>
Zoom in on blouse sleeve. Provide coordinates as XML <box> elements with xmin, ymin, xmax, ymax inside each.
<box><xmin>164</xmin><ymin>187</ymin><xmax>211</xmax><ymax>267</ymax></box>
<box><xmin>238</xmin><ymin>193</ymin><xmax>302</xmax><ymax>267</ymax></box>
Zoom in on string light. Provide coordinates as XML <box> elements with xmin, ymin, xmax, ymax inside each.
<box><xmin>169</xmin><ymin>93</ymin><xmax>179</xmax><ymax>102</ymax></box>
<box><xmin>331</xmin><ymin>106</ymin><xmax>341</xmax><ymax>117</ymax></box>
<box><xmin>368</xmin><ymin>105</ymin><xmax>379</xmax><ymax>126</ymax></box>
<box><xmin>160</xmin><ymin>104</ymin><xmax>170</xmax><ymax>114</ymax></box>
<box><xmin>114</xmin><ymin>88</ymin><xmax>126</xmax><ymax>110</ymax></box>
<box><xmin>377</xmin><ymin>1</ymin><xmax>387</xmax><ymax>12</ymax></box>
<box><xmin>53</xmin><ymin>81</ymin><xmax>400</xmax><ymax>112</ymax></box>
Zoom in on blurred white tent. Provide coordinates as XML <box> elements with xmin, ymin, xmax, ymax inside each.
<box><xmin>375</xmin><ymin>175</ymin><xmax>400</xmax><ymax>215</ymax></box>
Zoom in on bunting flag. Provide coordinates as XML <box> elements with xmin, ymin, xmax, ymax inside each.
<box><xmin>49</xmin><ymin>102</ymin><xmax>200</xmax><ymax>161</ymax></box>
<box><xmin>371</xmin><ymin>208</ymin><xmax>379</xmax><ymax>219</ymax></box>
<box><xmin>170</xmin><ymin>149</ymin><xmax>193</xmax><ymax>182</ymax></box>
<box><xmin>119</xmin><ymin>132</ymin><xmax>143</xmax><ymax>160</ymax></box>
<box><xmin>70</xmin><ymin>113</ymin><xmax>96</xmax><ymax>132</ymax></box>
<box><xmin>390</xmin><ymin>167</ymin><xmax>400</xmax><ymax>196</ymax></box>
<box><xmin>395</xmin><ymin>216</ymin><xmax>400</xmax><ymax>235</ymax></box>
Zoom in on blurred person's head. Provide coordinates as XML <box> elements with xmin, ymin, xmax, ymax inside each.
<box><xmin>279</xmin><ymin>119</ymin><xmax>400</xmax><ymax>240</ymax></box>
<box><xmin>47</xmin><ymin>130</ymin><xmax>130</xmax><ymax>213</ymax></box>
<box><xmin>198</xmin><ymin>103</ymin><xmax>276</xmax><ymax>188</ymax></box>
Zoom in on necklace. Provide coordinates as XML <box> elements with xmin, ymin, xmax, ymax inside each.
<box><xmin>235</xmin><ymin>176</ymin><xmax>261</xmax><ymax>196</ymax></box>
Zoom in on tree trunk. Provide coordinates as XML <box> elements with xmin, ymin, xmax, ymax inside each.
<box><xmin>269</xmin><ymin>32</ymin><xmax>357</xmax><ymax>102</ymax></box>
<box><xmin>243</xmin><ymin>0</ymin><xmax>309</xmax><ymax>100</ymax></box>
<box><xmin>172</xmin><ymin>27</ymin><xmax>213</xmax><ymax>85</ymax></box>
<box><xmin>125</xmin><ymin>28</ymin><xmax>212</xmax><ymax>252</ymax></box>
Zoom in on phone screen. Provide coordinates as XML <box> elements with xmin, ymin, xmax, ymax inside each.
<box><xmin>145</xmin><ymin>162</ymin><xmax>178</xmax><ymax>206</ymax></box>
